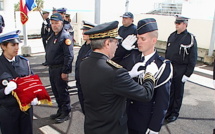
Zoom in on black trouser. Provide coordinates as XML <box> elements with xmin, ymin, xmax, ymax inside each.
<box><xmin>0</xmin><ymin>106</ymin><xmax>33</xmax><ymax>134</ymax></box>
<box><xmin>76</xmin><ymin>80</ymin><xmax>85</xmax><ymax>114</ymax></box>
<box><xmin>167</xmin><ymin>65</ymin><xmax>186</xmax><ymax>117</ymax></box>
<box><xmin>49</xmin><ymin>66</ymin><xmax>71</xmax><ymax>114</ymax></box>
<box><xmin>128</xmin><ymin>128</ymin><xmax>143</xmax><ymax>134</ymax></box>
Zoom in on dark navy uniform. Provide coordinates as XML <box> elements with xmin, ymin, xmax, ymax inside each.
<box><xmin>46</xmin><ymin>18</ymin><xmax>74</xmax><ymax>118</ymax></box>
<box><xmin>41</xmin><ymin>17</ymin><xmax>52</xmax><ymax>49</ymax></box>
<box><xmin>165</xmin><ymin>29</ymin><xmax>197</xmax><ymax>118</ymax></box>
<box><xmin>80</xmin><ymin>21</ymin><xmax>155</xmax><ymax>134</ymax></box>
<box><xmin>113</xmin><ymin>12</ymin><xmax>137</xmax><ymax>63</ymax></box>
<box><xmin>75</xmin><ymin>20</ymin><xmax>96</xmax><ymax>114</ymax></box>
<box><xmin>113</xmin><ymin>18</ymin><xmax>172</xmax><ymax>133</ymax></box>
<box><xmin>0</xmin><ymin>55</ymin><xmax>33</xmax><ymax>134</ymax></box>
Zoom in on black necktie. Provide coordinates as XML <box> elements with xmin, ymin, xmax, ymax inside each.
<box><xmin>138</xmin><ymin>56</ymin><xmax>145</xmax><ymax>71</ymax></box>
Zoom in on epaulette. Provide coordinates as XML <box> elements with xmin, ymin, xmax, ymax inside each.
<box><xmin>18</xmin><ymin>55</ymin><xmax>29</xmax><ymax>61</ymax></box>
<box><xmin>106</xmin><ymin>59</ymin><xmax>122</xmax><ymax>68</ymax></box>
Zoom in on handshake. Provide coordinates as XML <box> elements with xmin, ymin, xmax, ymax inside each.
<box><xmin>128</xmin><ymin>62</ymin><xmax>158</xmax><ymax>78</ymax></box>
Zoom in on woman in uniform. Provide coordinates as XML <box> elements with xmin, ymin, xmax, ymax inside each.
<box><xmin>0</xmin><ymin>30</ymin><xmax>36</xmax><ymax>134</ymax></box>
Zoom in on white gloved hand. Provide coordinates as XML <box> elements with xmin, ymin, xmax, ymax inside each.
<box><xmin>31</xmin><ymin>98</ymin><xmax>39</xmax><ymax>106</ymax></box>
<box><xmin>146</xmin><ymin>128</ymin><xmax>158</xmax><ymax>134</ymax></box>
<box><xmin>145</xmin><ymin>62</ymin><xmax>158</xmax><ymax>76</ymax></box>
<box><xmin>181</xmin><ymin>75</ymin><xmax>189</xmax><ymax>83</ymax></box>
<box><xmin>43</xmin><ymin>20</ymin><xmax>48</xmax><ymax>25</ymax></box>
<box><xmin>4</xmin><ymin>81</ymin><xmax>17</xmax><ymax>95</ymax></box>
<box><xmin>128</xmin><ymin>62</ymin><xmax>145</xmax><ymax>78</ymax></box>
<box><xmin>213</xmin><ymin>80</ymin><xmax>215</xmax><ymax>89</ymax></box>
<box><xmin>121</xmin><ymin>35</ymin><xmax>137</xmax><ymax>50</ymax></box>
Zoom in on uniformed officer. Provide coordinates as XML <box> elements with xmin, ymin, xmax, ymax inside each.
<box><xmin>41</xmin><ymin>10</ymin><xmax>52</xmax><ymax>66</ymax></box>
<box><xmin>75</xmin><ymin>20</ymin><xmax>96</xmax><ymax>114</ymax></box>
<box><xmin>57</xmin><ymin>8</ymin><xmax>74</xmax><ymax>37</ymax></box>
<box><xmin>113</xmin><ymin>12</ymin><xmax>137</xmax><ymax>63</ymax></box>
<box><xmin>79</xmin><ymin>21</ymin><xmax>157</xmax><ymax>134</ymax></box>
<box><xmin>0</xmin><ymin>30</ymin><xmax>37</xmax><ymax>134</ymax></box>
<box><xmin>165</xmin><ymin>15</ymin><xmax>197</xmax><ymax>123</ymax></box>
<box><xmin>52</xmin><ymin>7</ymin><xmax>57</xmax><ymax>14</ymax></box>
<box><xmin>113</xmin><ymin>18</ymin><xmax>173</xmax><ymax>134</ymax></box>
<box><xmin>46</xmin><ymin>13</ymin><xmax>74</xmax><ymax>123</ymax></box>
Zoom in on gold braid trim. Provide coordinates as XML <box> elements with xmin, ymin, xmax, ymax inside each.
<box><xmin>84</xmin><ymin>25</ymin><xmax>94</xmax><ymax>29</ymax></box>
<box><xmin>12</xmin><ymin>91</ymin><xmax>31</xmax><ymax>111</ymax></box>
<box><xmin>143</xmin><ymin>73</ymin><xmax>155</xmax><ymax>83</ymax></box>
<box><xmin>89</xmin><ymin>28</ymin><xmax>118</xmax><ymax>40</ymax></box>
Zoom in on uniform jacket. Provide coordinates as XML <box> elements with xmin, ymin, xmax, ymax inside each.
<box><xmin>79</xmin><ymin>52</ymin><xmax>155</xmax><ymax>134</ymax></box>
<box><xmin>165</xmin><ymin>29</ymin><xmax>197</xmax><ymax>77</ymax></box>
<box><xmin>75</xmin><ymin>42</ymin><xmax>92</xmax><ymax>82</ymax></box>
<box><xmin>46</xmin><ymin>29</ymin><xmax>74</xmax><ymax>74</ymax></box>
<box><xmin>41</xmin><ymin>18</ymin><xmax>52</xmax><ymax>40</ymax></box>
<box><xmin>113</xmin><ymin>47</ymin><xmax>172</xmax><ymax>132</ymax></box>
<box><xmin>64</xmin><ymin>20</ymin><xmax>74</xmax><ymax>36</ymax></box>
<box><xmin>113</xmin><ymin>24</ymin><xmax>137</xmax><ymax>62</ymax></box>
<box><xmin>0</xmin><ymin>54</ymin><xmax>32</xmax><ymax>107</ymax></box>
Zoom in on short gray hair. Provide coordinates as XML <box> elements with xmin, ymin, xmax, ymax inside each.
<box><xmin>91</xmin><ymin>38</ymin><xmax>115</xmax><ymax>50</ymax></box>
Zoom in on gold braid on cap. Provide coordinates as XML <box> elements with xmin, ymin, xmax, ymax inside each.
<box><xmin>137</xmin><ymin>21</ymin><xmax>156</xmax><ymax>31</ymax></box>
<box><xmin>84</xmin><ymin>25</ymin><xmax>94</xmax><ymax>29</ymax></box>
<box><xmin>89</xmin><ymin>28</ymin><xmax>118</xmax><ymax>40</ymax></box>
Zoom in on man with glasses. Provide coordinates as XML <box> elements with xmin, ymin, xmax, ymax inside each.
<box><xmin>165</xmin><ymin>15</ymin><xmax>197</xmax><ymax>123</ymax></box>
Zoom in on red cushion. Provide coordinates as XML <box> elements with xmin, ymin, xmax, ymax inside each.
<box><xmin>11</xmin><ymin>74</ymin><xmax>52</xmax><ymax>111</ymax></box>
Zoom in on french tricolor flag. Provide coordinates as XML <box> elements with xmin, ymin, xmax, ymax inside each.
<box><xmin>20</xmin><ymin>0</ymin><xmax>37</xmax><ymax>25</ymax></box>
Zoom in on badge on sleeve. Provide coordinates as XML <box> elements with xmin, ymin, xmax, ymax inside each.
<box><xmin>65</xmin><ymin>39</ymin><xmax>72</xmax><ymax>45</ymax></box>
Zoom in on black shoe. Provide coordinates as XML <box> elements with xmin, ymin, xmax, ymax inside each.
<box><xmin>55</xmin><ymin>113</ymin><xmax>70</xmax><ymax>123</ymax></box>
<box><xmin>50</xmin><ymin>113</ymin><xmax>61</xmax><ymax>120</ymax></box>
<box><xmin>166</xmin><ymin>115</ymin><xmax>178</xmax><ymax>123</ymax></box>
<box><xmin>42</xmin><ymin>62</ymin><xmax>48</xmax><ymax>66</ymax></box>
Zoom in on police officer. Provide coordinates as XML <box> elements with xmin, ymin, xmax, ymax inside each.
<box><xmin>75</xmin><ymin>20</ymin><xmax>96</xmax><ymax>114</ymax></box>
<box><xmin>165</xmin><ymin>15</ymin><xmax>197</xmax><ymax>123</ymax></box>
<box><xmin>41</xmin><ymin>10</ymin><xmax>52</xmax><ymax>66</ymax></box>
<box><xmin>113</xmin><ymin>12</ymin><xmax>137</xmax><ymax>63</ymax></box>
<box><xmin>46</xmin><ymin>13</ymin><xmax>74</xmax><ymax>123</ymax></box>
<box><xmin>57</xmin><ymin>8</ymin><xmax>74</xmax><ymax>37</ymax></box>
<box><xmin>0</xmin><ymin>30</ymin><xmax>37</xmax><ymax>134</ymax></box>
<box><xmin>113</xmin><ymin>18</ymin><xmax>173</xmax><ymax>134</ymax></box>
<box><xmin>80</xmin><ymin>21</ymin><xmax>157</xmax><ymax>134</ymax></box>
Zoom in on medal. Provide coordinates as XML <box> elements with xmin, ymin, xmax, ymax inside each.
<box><xmin>2</xmin><ymin>80</ymin><xmax>8</xmax><ymax>86</ymax></box>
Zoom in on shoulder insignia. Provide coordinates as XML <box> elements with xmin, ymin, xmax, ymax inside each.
<box><xmin>18</xmin><ymin>55</ymin><xmax>28</xmax><ymax>61</ymax></box>
<box><xmin>106</xmin><ymin>59</ymin><xmax>122</xmax><ymax>68</ymax></box>
<box><xmin>65</xmin><ymin>39</ymin><xmax>72</xmax><ymax>45</ymax></box>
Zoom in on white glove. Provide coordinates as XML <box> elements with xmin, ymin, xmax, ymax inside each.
<box><xmin>121</xmin><ymin>35</ymin><xmax>137</xmax><ymax>50</ymax></box>
<box><xmin>4</xmin><ymin>81</ymin><xmax>17</xmax><ymax>95</ymax></box>
<box><xmin>145</xmin><ymin>62</ymin><xmax>158</xmax><ymax>76</ymax></box>
<box><xmin>146</xmin><ymin>128</ymin><xmax>158</xmax><ymax>134</ymax></box>
<box><xmin>31</xmin><ymin>98</ymin><xmax>39</xmax><ymax>106</ymax></box>
<box><xmin>43</xmin><ymin>20</ymin><xmax>48</xmax><ymax>25</ymax></box>
<box><xmin>181</xmin><ymin>75</ymin><xmax>189</xmax><ymax>83</ymax></box>
<box><xmin>213</xmin><ymin>80</ymin><xmax>215</xmax><ymax>89</ymax></box>
<box><xmin>128</xmin><ymin>62</ymin><xmax>145</xmax><ymax>78</ymax></box>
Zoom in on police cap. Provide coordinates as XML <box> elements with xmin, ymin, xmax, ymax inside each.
<box><xmin>0</xmin><ymin>30</ymin><xmax>22</xmax><ymax>43</ymax></box>
<box><xmin>175</xmin><ymin>15</ymin><xmax>189</xmax><ymax>23</ymax></box>
<box><xmin>84</xmin><ymin>21</ymin><xmax>121</xmax><ymax>40</ymax></box>
<box><xmin>137</xmin><ymin>18</ymin><xmax>158</xmax><ymax>35</ymax></box>
<box><xmin>81</xmin><ymin>20</ymin><xmax>97</xmax><ymax>30</ymax></box>
<box><xmin>42</xmin><ymin>10</ymin><xmax>49</xmax><ymax>14</ymax></box>
<box><xmin>57</xmin><ymin>7</ymin><xmax>67</xmax><ymax>14</ymax></box>
<box><xmin>121</xmin><ymin>12</ymin><xmax>134</xmax><ymax>19</ymax></box>
<box><xmin>50</xmin><ymin>13</ymin><xmax>63</xmax><ymax>21</ymax></box>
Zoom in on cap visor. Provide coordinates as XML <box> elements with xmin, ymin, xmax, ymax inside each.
<box><xmin>8</xmin><ymin>38</ymin><xmax>22</xmax><ymax>43</ymax></box>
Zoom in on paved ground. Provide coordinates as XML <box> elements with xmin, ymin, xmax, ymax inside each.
<box><xmin>16</xmin><ymin>39</ymin><xmax>215</xmax><ymax>134</ymax></box>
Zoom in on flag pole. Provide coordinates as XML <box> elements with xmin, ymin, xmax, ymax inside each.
<box><xmin>21</xmin><ymin>23</ymin><xmax>31</xmax><ymax>56</ymax></box>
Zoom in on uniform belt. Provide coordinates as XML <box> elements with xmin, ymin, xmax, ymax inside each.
<box><xmin>49</xmin><ymin>64</ymin><xmax>63</xmax><ymax>69</ymax></box>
